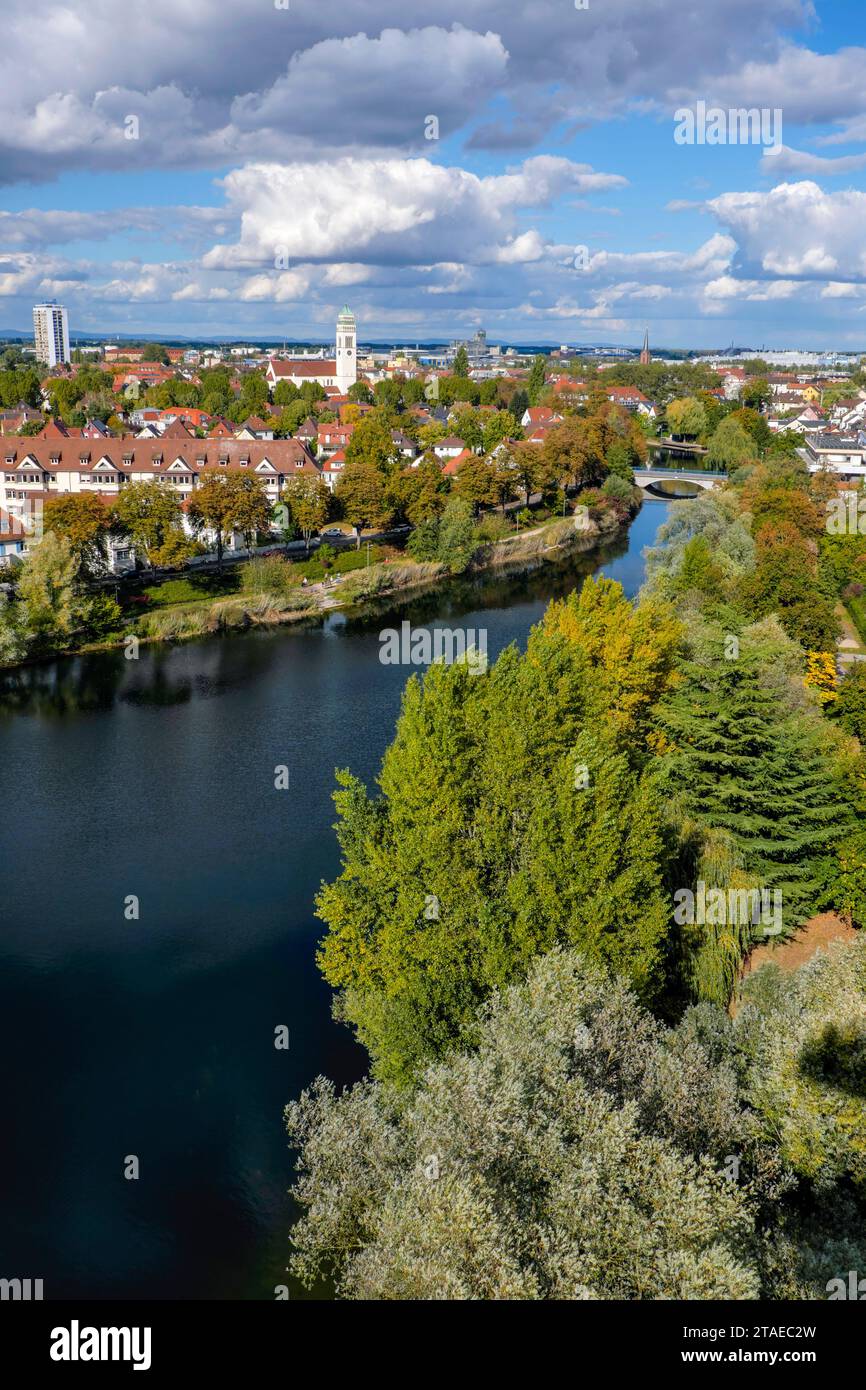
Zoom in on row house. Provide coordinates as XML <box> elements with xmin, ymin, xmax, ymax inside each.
<box><xmin>0</xmin><ymin>438</ymin><xmax>320</xmax><ymax>549</ymax></box>
<box><xmin>830</xmin><ymin>398</ymin><xmax>866</xmax><ymax>431</ymax></box>
<box><xmin>391</xmin><ymin>429</ymin><xmax>417</xmax><ymax>459</ymax></box>
<box><xmin>0</xmin><ymin>404</ymin><xmax>44</xmax><ymax>435</ymax></box>
<box><xmin>775</xmin><ymin>404</ymin><xmax>826</xmax><ymax>434</ymax></box>
<box><xmin>236</xmin><ymin>416</ymin><xmax>274</xmax><ymax>441</ymax></box>
<box><xmin>721</xmin><ymin>368</ymin><xmax>747</xmax><ymax>400</ymax></box>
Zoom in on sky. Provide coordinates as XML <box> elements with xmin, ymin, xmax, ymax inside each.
<box><xmin>2</xmin><ymin>0</ymin><xmax>866</xmax><ymax>349</ymax></box>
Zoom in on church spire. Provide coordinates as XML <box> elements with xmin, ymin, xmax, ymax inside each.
<box><xmin>639</xmin><ymin>327</ymin><xmax>650</xmax><ymax>365</ymax></box>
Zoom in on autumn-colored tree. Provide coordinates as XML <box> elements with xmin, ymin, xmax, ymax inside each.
<box><xmin>43</xmin><ymin>493</ymin><xmax>113</xmax><ymax>577</ymax></box>
<box><xmin>114</xmin><ymin>481</ymin><xmax>186</xmax><ymax>572</ymax></box>
<box><xmin>804</xmin><ymin>650</ymin><xmax>838</xmax><ymax>707</ymax></box>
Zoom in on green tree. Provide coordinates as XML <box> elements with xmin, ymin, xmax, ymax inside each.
<box><xmin>706</xmin><ymin>417</ymin><xmax>755</xmax><ymax>470</ymax></box>
<box><xmin>114</xmin><ymin>482</ymin><xmax>185</xmax><ymax>572</ymax></box>
<box><xmin>345</xmin><ymin>413</ymin><xmax>399</xmax><ymax>472</ymax></box>
<box><xmin>273</xmin><ymin>380</ymin><xmax>300</xmax><ymax>408</ymax></box>
<box><xmin>481</xmin><ymin>409</ymin><xmax>519</xmax><ymax>453</ymax></box>
<box><xmin>186</xmin><ymin>472</ymin><xmax>237</xmax><ymax>570</ymax></box>
<box><xmin>834</xmin><ymin>664</ymin><xmax>866</xmax><ymax>743</ymax></box>
<box><xmin>453</xmin><ymin>454</ymin><xmax>497</xmax><ymax>517</ymax></box>
<box><xmin>659</xmin><ymin>647</ymin><xmax>851</xmax><ymax>935</ymax></box>
<box><xmin>392</xmin><ymin>456</ymin><xmax>449</xmax><ymax>526</ymax></box>
<box><xmin>336</xmin><ymin>460</ymin><xmax>393</xmax><ymax>536</ymax></box>
<box><xmin>527</xmin><ymin>354</ymin><xmax>547</xmax><ymax>406</ymax></box>
<box><xmin>16</xmin><ymin>532</ymin><xmax>84</xmax><ymax>654</ymax></box>
<box><xmin>287</xmin><ymin>948</ymin><xmax>759</xmax><ymax>1300</ymax></box>
<box><xmin>317</xmin><ymin>578</ymin><xmax>682</xmax><ymax>1083</ymax></box>
<box><xmin>451</xmin><ymin>344</ymin><xmax>470</xmax><ymax>378</ymax></box>
<box><xmin>238</xmin><ymin>371</ymin><xmax>269</xmax><ymax>417</ymax></box>
<box><xmin>281</xmin><ymin>474</ymin><xmax>330</xmax><ymax>552</ymax></box>
<box><xmin>733</xmin><ymin>939</ymin><xmax>866</xmax><ymax>1190</ymax></box>
<box><xmin>435</xmin><ymin>495</ymin><xmax>477</xmax><ymax>574</ymax></box>
<box><xmin>224</xmin><ymin>471</ymin><xmax>272</xmax><ymax>554</ymax></box>
<box><xmin>740</xmin><ymin>378</ymin><xmax>771</xmax><ymax>412</ymax></box>
<box><xmin>141</xmin><ymin>343</ymin><xmax>170</xmax><ymax>364</ymax></box>
<box><xmin>666</xmin><ymin>396</ymin><xmax>707</xmax><ymax>440</ymax></box>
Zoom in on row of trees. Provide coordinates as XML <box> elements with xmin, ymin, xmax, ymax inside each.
<box><xmin>35</xmin><ymin>470</ymin><xmax>334</xmax><ymax>577</ymax></box>
<box><xmin>332</xmin><ymin>400</ymin><xmax>646</xmax><ymax>534</ymax></box>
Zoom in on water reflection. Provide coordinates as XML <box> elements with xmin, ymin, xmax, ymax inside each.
<box><xmin>0</xmin><ymin>522</ymin><xmax>638</xmax><ymax>718</ymax></box>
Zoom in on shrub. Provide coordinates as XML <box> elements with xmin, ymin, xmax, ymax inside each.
<box><xmin>242</xmin><ymin>554</ymin><xmax>296</xmax><ymax>597</ymax></box>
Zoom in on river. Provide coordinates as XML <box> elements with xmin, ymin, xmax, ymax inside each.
<box><xmin>0</xmin><ymin>499</ymin><xmax>671</xmax><ymax>1300</ymax></box>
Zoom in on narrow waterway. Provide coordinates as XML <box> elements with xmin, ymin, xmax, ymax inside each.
<box><xmin>0</xmin><ymin>501</ymin><xmax>671</xmax><ymax>1299</ymax></box>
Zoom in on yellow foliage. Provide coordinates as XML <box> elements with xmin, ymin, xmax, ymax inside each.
<box><xmin>804</xmin><ymin>650</ymin><xmax>837</xmax><ymax>705</ymax></box>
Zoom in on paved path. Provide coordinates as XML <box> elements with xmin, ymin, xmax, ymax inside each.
<box><xmin>835</xmin><ymin>600</ymin><xmax>866</xmax><ymax>668</ymax></box>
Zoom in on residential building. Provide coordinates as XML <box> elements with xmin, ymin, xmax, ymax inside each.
<box><xmin>0</xmin><ymin>438</ymin><xmax>320</xmax><ymax>551</ymax></box>
<box><xmin>32</xmin><ymin>302</ymin><xmax>70</xmax><ymax>368</ymax></box>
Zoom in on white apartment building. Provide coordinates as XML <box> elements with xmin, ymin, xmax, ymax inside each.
<box><xmin>32</xmin><ymin>302</ymin><xmax>70</xmax><ymax>368</ymax></box>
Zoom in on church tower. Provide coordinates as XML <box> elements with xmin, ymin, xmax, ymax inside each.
<box><xmin>336</xmin><ymin>306</ymin><xmax>357</xmax><ymax>393</ymax></box>
<box><xmin>639</xmin><ymin>328</ymin><xmax>650</xmax><ymax>365</ymax></box>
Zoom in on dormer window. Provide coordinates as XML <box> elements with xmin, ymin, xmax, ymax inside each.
<box><xmin>50</xmin><ymin>455</ymin><xmax>60</xmax><ymax>465</ymax></box>
<box><xmin>122</xmin><ymin>454</ymin><xmax>133</xmax><ymax>465</ymax></box>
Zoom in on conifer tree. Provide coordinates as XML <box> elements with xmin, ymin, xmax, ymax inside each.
<box><xmin>660</xmin><ymin>648</ymin><xmax>851</xmax><ymax>933</ymax></box>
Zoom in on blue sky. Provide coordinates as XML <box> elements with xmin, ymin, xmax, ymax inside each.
<box><xmin>2</xmin><ymin>0</ymin><xmax>866</xmax><ymax>348</ymax></box>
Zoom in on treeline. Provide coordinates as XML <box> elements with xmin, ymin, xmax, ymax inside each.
<box><xmin>334</xmin><ymin>399</ymin><xmax>647</xmax><ymax>535</ymax></box>
<box><xmin>287</xmin><ymin>434</ymin><xmax>866</xmax><ymax>1299</ymax></box>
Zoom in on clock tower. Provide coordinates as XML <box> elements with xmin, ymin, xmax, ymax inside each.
<box><xmin>336</xmin><ymin>306</ymin><xmax>357</xmax><ymax>394</ymax></box>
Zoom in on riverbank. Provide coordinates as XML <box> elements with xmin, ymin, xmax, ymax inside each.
<box><xmin>0</xmin><ymin>497</ymin><xmax>639</xmax><ymax>670</ymax></box>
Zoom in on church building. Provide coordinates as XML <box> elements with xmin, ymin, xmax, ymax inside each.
<box><xmin>266</xmin><ymin>307</ymin><xmax>357</xmax><ymax>394</ymax></box>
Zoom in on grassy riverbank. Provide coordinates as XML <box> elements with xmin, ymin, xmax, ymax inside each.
<box><xmin>0</xmin><ymin>498</ymin><xmax>638</xmax><ymax>668</ymax></box>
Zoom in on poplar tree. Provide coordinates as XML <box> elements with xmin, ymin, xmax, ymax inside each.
<box><xmin>317</xmin><ymin>578</ymin><xmax>682</xmax><ymax>1083</ymax></box>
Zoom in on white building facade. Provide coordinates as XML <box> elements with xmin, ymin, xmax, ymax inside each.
<box><xmin>33</xmin><ymin>302</ymin><xmax>70</xmax><ymax>368</ymax></box>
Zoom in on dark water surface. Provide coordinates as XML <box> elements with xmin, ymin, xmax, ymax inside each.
<box><xmin>0</xmin><ymin>501</ymin><xmax>670</xmax><ymax>1299</ymax></box>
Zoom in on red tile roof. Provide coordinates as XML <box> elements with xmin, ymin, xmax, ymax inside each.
<box><xmin>1</xmin><ymin>437</ymin><xmax>318</xmax><ymax>478</ymax></box>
